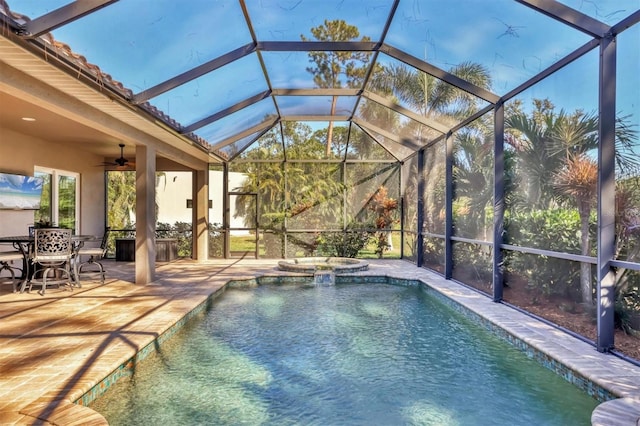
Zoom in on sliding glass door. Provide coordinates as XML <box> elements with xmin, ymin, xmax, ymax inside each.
<box><xmin>35</xmin><ymin>167</ymin><xmax>79</xmax><ymax>233</ymax></box>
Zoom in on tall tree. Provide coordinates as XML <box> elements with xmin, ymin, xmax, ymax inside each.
<box><xmin>107</xmin><ymin>171</ymin><xmax>136</xmax><ymax>230</ymax></box>
<box><xmin>233</xmin><ymin>122</ymin><xmax>345</xmax><ymax>256</ymax></box>
<box><xmin>303</xmin><ymin>20</ymin><xmax>371</xmax><ymax>157</ymax></box>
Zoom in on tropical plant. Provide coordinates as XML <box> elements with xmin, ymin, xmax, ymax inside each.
<box><xmin>553</xmin><ymin>154</ymin><xmax>598</xmax><ymax>304</ymax></box>
<box><xmin>366</xmin><ymin>185</ymin><xmax>399</xmax><ymax>258</ymax></box>
<box><xmin>505</xmin><ymin>100</ymin><xmax>639</xmax><ymax>305</ymax></box>
<box><xmin>106</xmin><ymin>171</ymin><xmax>136</xmax><ymax>230</ymax></box>
<box><xmin>370</xmin><ymin>61</ymin><xmax>492</xmax><ymax>126</ymax></box>
<box><xmin>452</xmin><ymin>123</ymin><xmax>494</xmax><ymax>240</ymax></box>
<box><xmin>613</xmin><ymin>180</ymin><xmax>640</xmax><ymax>328</ymax></box>
<box><xmin>365</xmin><ymin>59</ymin><xmax>493</xmax><ymax>258</ymax></box>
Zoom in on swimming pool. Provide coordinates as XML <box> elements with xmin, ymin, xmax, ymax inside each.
<box><xmin>89</xmin><ymin>279</ymin><xmax>598</xmax><ymax>425</ymax></box>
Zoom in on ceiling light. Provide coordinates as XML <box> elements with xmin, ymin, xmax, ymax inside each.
<box><xmin>21</xmin><ymin>117</ymin><xmax>36</xmax><ymax>122</ymax></box>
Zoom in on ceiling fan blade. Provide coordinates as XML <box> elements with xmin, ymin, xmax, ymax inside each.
<box><xmin>96</xmin><ymin>143</ymin><xmax>136</xmax><ymax>169</ymax></box>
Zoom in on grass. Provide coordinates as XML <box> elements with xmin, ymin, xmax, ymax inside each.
<box><xmin>229</xmin><ymin>234</ymin><xmax>257</xmax><ymax>253</ymax></box>
<box><xmin>231</xmin><ymin>231</ymin><xmax>402</xmax><ymax>259</ymax></box>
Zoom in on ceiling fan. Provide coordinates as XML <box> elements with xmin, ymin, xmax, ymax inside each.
<box><xmin>101</xmin><ymin>143</ymin><xmax>135</xmax><ymax>169</ymax></box>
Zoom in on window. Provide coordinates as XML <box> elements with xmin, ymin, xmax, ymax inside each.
<box><xmin>35</xmin><ymin>167</ymin><xmax>79</xmax><ymax>233</ymax></box>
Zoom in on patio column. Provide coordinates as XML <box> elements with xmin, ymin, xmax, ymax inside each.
<box><xmin>596</xmin><ymin>34</ymin><xmax>616</xmax><ymax>352</ymax></box>
<box><xmin>135</xmin><ymin>144</ymin><xmax>156</xmax><ymax>284</ymax></box>
<box><xmin>444</xmin><ymin>132</ymin><xmax>453</xmax><ymax>279</ymax></box>
<box><xmin>416</xmin><ymin>149</ymin><xmax>425</xmax><ymax>267</ymax></box>
<box><xmin>192</xmin><ymin>168</ymin><xmax>209</xmax><ymax>261</ymax></box>
<box><xmin>493</xmin><ymin>102</ymin><xmax>505</xmax><ymax>302</ymax></box>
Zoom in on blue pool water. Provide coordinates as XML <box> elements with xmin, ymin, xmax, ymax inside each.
<box><xmin>90</xmin><ymin>282</ymin><xmax>598</xmax><ymax>425</ymax></box>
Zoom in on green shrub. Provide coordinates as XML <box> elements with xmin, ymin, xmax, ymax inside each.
<box><xmin>453</xmin><ymin>242</ymin><xmax>493</xmax><ymax>285</ymax></box>
<box><xmin>504</xmin><ymin>209</ymin><xmax>587</xmax><ymax>298</ymax></box>
<box><xmin>423</xmin><ymin>236</ymin><xmax>444</xmax><ymax>268</ymax></box>
<box><xmin>209</xmin><ymin>223</ymin><xmax>224</xmax><ymax>258</ymax></box>
<box><xmin>317</xmin><ymin>224</ymin><xmax>371</xmax><ymax>258</ymax></box>
<box><xmin>157</xmin><ymin>221</ymin><xmax>192</xmax><ymax>257</ymax></box>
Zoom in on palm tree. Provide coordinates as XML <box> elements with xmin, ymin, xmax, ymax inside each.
<box><xmin>504</xmin><ymin>105</ymin><xmax>565</xmax><ymax>209</ymax></box>
<box><xmin>553</xmin><ymin>154</ymin><xmax>598</xmax><ymax>304</ymax></box>
<box><xmin>452</xmin><ymin>124</ymin><xmax>495</xmax><ymax>240</ymax></box>
<box><xmin>371</xmin><ymin>61</ymin><xmax>492</xmax><ymax>126</ymax></box>
<box><xmin>506</xmin><ymin>102</ymin><xmax>639</xmax><ymax>212</ymax></box>
<box><xmin>506</xmin><ymin>100</ymin><xmax>639</xmax><ymax>304</ymax></box>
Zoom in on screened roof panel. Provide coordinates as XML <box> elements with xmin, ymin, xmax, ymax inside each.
<box><xmin>558</xmin><ymin>0</ymin><xmax>640</xmax><ymax>25</ymax></box>
<box><xmin>195</xmin><ymin>97</ymin><xmax>277</xmax><ymax>143</ymax></box>
<box><xmin>216</xmin><ymin>130</ymin><xmax>265</xmax><ymax>161</ymax></box>
<box><xmin>261</xmin><ymin>51</ymin><xmax>372</xmax><ymax>89</ymax></box>
<box><xmin>355</xmin><ymin>122</ymin><xmax>416</xmax><ymax>160</ymax></box>
<box><xmin>147</xmin><ymin>53</ymin><xmax>268</xmax><ymax>126</ymax></box>
<box><xmin>355</xmin><ymin>97</ymin><xmax>441</xmax><ymax>144</ymax></box>
<box><xmin>365</xmin><ymin>53</ymin><xmax>490</xmax><ymax>130</ymax></box>
<box><xmin>10</xmin><ymin>1</ymin><xmax>69</xmax><ymax>16</ymax></box>
<box><xmin>42</xmin><ymin>0</ymin><xmax>252</xmax><ymax>92</ymax></box>
<box><xmin>3</xmin><ymin>0</ymin><xmax>637</xmax><ymax>164</ymax></box>
<box><xmin>276</xmin><ymin>95</ymin><xmax>357</xmax><ymax>117</ymax></box>
<box><xmin>385</xmin><ymin>0</ymin><xmax>593</xmax><ymax>93</ymax></box>
<box><xmin>284</xmin><ymin>121</ymin><xmax>349</xmax><ymax>160</ymax></box>
<box><xmin>345</xmin><ymin>125</ymin><xmax>397</xmax><ymax>161</ymax></box>
<box><xmin>236</xmin><ymin>127</ymin><xmax>286</xmax><ymax>161</ymax></box>
<box><xmin>246</xmin><ymin>0</ymin><xmax>394</xmax><ymax>42</ymax></box>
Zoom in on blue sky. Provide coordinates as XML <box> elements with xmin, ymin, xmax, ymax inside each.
<box><xmin>9</xmin><ymin>0</ymin><xmax>640</xmax><ymax>141</ymax></box>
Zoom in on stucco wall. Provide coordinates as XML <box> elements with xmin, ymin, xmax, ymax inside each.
<box><xmin>155</xmin><ymin>170</ymin><xmax>246</xmax><ymax>229</ymax></box>
<box><xmin>0</xmin><ymin>128</ymin><xmax>105</xmax><ymax>239</ymax></box>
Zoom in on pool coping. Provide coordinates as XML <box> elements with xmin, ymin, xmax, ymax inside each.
<box><xmin>277</xmin><ymin>257</ymin><xmax>370</xmax><ymax>274</ymax></box>
<box><xmin>74</xmin><ymin>263</ymin><xmax>640</xmax><ymax>425</ymax></box>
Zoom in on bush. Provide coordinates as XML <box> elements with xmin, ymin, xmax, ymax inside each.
<box><xmin>317</xmin><ymin>224</ymin><xmax>371</xmax><ymax>258</ymax></box>
<box><xmin>157</xmin><ymin>221</ymin><xmax>192</xmax><ymax>257</ymax></box>
<box><xmin>504</xmin><ymin>209</ymin><xmax>587</xmax><ymax>298</ymax></box>
<box><xmin>209</xmin><ymin>223</ymin><xmax>224</xmax><ymax>258</ymax></box>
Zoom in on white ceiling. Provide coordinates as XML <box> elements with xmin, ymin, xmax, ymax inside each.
<box><xmin>0</xmin><ymin>90</ymin><xmax>123</xmax><ymax>159</ymax></box>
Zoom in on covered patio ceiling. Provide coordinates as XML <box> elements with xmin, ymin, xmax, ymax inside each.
<box><xmin>0</xmin><ymin>0</ymin><xmax>636</xmax><ymax>164</ymax></box>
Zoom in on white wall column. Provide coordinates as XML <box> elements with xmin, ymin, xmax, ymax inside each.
<box><xmin>135</xmin><ymin>144</ymin><xmax>156</xmax><ymax>284</ymax></box>
<box><xmin>193</xmin><ymin>168</ymin><xmax>209</xmax><ymax>261</ymax></box>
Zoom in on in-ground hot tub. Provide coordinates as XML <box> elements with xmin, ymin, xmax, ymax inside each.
<box><xmin>277</xmin><ymin>257</ymin><xmax>369</xmax><ymax>274</ymax></box>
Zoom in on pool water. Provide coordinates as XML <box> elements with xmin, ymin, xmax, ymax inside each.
<box><xmin>90</xmin><ymin>283</ymin><xmax>599</xmax><ymax>425</ymax></box>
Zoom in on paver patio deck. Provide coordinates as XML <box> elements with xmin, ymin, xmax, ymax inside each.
<box><xmin>0</xmin><ymin>259</ymin><xmax>638</xmax><ymax>425</ymax></box>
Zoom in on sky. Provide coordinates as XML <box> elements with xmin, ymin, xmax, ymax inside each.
<box><xmin>8</xmin><ymin>0</ymin><xmax>640</xmax><ymax>144</ymax></box>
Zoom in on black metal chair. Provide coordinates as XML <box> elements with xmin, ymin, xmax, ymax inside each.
<box><xmin>75</xmin><ymin>227</ymin><xmax>110</xmax><ymax>284</ymax></box>
<box><xmin>0</xmin><ymin>251</ymin><xmax>25</xmax><ymax>293</ymax></box>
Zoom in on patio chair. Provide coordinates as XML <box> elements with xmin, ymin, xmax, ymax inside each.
<box><xmin>0</xmin><ymin>251</ymin><xmax>24</xmax><ymax>293</ymax></box>
<box><xmin>75</xmin><ymin>227</ymin><xmax>110</xmax><ymax>284</ymax></box>
<box><xmin>29</xmin><ymin>228</ymin><xmax>74</xmax><ymax>295</ymax></box>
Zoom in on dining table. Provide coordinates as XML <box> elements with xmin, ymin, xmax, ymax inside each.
<box><xmin>0</xmin><ymin>234</ymin><xmax>98</xmax><ymax>293</ymax></box>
